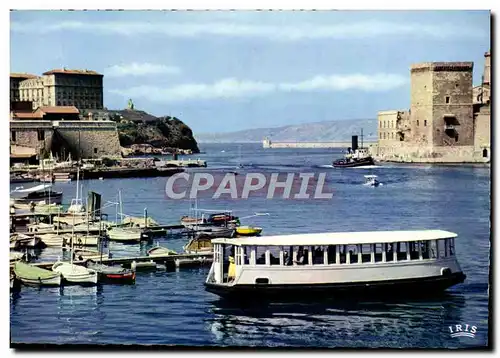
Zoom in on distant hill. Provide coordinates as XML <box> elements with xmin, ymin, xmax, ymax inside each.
<box><xmin>195</xmin><ymin>119</ymin><xmax>378</xmax><ymax>143</ymax></box>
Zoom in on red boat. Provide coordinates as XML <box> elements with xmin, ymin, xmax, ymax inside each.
<box><xmin>86</xmin><ymin>260</ymin><xmax>136</xmax><ymax>284</ymax></box>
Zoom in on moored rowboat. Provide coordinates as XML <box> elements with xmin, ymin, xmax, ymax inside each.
<box><xmin>235</xmin><ymin>226</ymin><xmax>263</xmax><ymax>236</ymax></box>
<box><xmin>52</xmin><ymin>261</ymin><xmax>98</xmax><ymax>285</ymax></box>
<box><xmin>14</xmin><ymin>261</ymin><xmax>62</xmax><ymax>286</ymax></box>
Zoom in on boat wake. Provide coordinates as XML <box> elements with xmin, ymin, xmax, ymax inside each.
<box><xmin>319</xmin><ymin>165</ymin><xmax>383</xmax><ymax>169</ymax></box>
<box><xmin>348</xmin><ymin>165</ymin><xmax>383</xmax><ymax>169</ymax></box>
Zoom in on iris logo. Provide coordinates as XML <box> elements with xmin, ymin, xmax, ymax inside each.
<box><xmin>448</xmin><ymin>324</ymin><xmax>477</xmax><ymax>338</ymax></box>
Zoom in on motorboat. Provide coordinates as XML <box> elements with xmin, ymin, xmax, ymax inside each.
<box><xmin>10</xmin><ymin>183</ymin><xmax>63</xmax><ymax>205</ymax></box>
<box><xmin>52</xmin><ymin>261</ymin><xmax>98</xmax><ymax>285</ymax></box>
<box><xmin>235</xmin><ymin>226</ymin><xmax>263</xmax><ymax>236</ymax></box>
<box><xmin>85</xmin><ymin>260</ymin><xmax>135</xmax><ymax>284</ymax></box>
<box><xmin>363</xmin><ymin>175</ymin><xmax>382</xmax><ymax>187</ymax></box>
<box><xmin>183</xmin><ymin>234</ymin><xmax>214</xmax><ymax>254</ymax></box>
<box><xmin>197</xmin><ymin>226</ymin><xmax>235</xmax><ymax>238</ymax></box>
<box><xmin>147</xmin><ymin>245</ymin><xmax>178</xmax><ymax>257</ymax></box>
<box><xmin>107</xmin><ymin>227</ymin><xmax>142</xmax><ymax>243</ymax></box>
<box><xmin>207</xmin><ymin>213</ymin><xmax>239</xmax><ymax>226</ymax></box>
<box><xmin>14</xmin><ymin>261</ymin><xmax>62</xmax><ymax>286</ymax></box>
<box><xmin>204</xmin><ymin>230</ymin><xmax>466</xmax><ymax>301</ymax></box>
<box><xmin>73</xmin><ymin>249</ymin><xmax>109</xmax><ymax>261</ymax></box>
<box><xmin>180</xmin><ymin>215</ymin><xmax>206</xmax><ymax>227</ymax></box>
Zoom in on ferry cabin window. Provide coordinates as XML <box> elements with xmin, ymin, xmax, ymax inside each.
<box><xmin>327</xmin><ymin>245</ymin><xmax>337</xmax><ymax>264</ymax></box>
<box><xmin>312</xmin><ymin>246</ymin><xmax>325</xmax><ymax>264</ymax></box>
<box><xmin>269</xmin><ymin>246</ymin><xmax>281</xmax><ymax>265</ymax></box>
<box><xmin>242</xmin><ymin>246</ymin><xmax>250</xmax><ymax>265</ymax></box>
<box><xmin>293</xmin><ymin>246</ymin><xmax>309</xmax><ymax>265</ymax></box>
<box><xmin>255</xmin><ymin>246</ymin><xmax>267</xmax><ymax>265</ymax></box>
<box><xmin>430</xmin><ymin>240</ymin><xmax>437</xmax><ymax>259</ymax></box>
<box><xmin>374</xmin><ymin>244</ymin><xmax>383</xmax><ymax>262</ymax></box>
<box><xmin>448</xmin><ymin>239</ymin><xmax>455</xmax><ymax>256</ymax></box>
<box><xmin>408</xmin><ymin>241</ymin><xmax>420</xmax><ymax>260</ymax></box>
<box><xmin>284</xmin><ymin>246</ymin><xmax>293</xmax><ymax>266</ymax></box>
<box><xmin>361</xmin><ymin>244</ymin><xmax>371</xmax><ymax>263</ymax></box>
<box><xmin>437</xmin><ymin>239</ymin><xmax>447</xmax><ymax>258</ymax></box>
<box><xmin>396</xmin><ymin>242</ymin><xmax>408</xmax><ymax>261</ymax></box>
<box><xmin>421</xmin><ymin>241</ymin><xmax>430</xmax><ymax>259</ymax></box>
<box><xmin>346</xmin><ymin>244</ymin><xmax>358</xmax><ymax>264</ymax></box>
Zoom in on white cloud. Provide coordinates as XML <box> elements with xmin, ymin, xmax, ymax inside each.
<box><xmin>108</xmin><ymin>73</ymin><xmax>407</xmax><ymax>103</ymax></box>
<box><xmin>10</xmin><ymin>20</ymin><xmax>485</xmax><ymax>40</ymax></box>
<box><xmin>105</xmin><ymin>63</ymin><xmax>181</xmax><ymax>77</ymax></box>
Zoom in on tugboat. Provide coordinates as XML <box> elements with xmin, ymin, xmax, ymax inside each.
<box><xmin>333</xmin><ymin>132</ymin><xmax>375</xmax><ymax>168</ymax></box>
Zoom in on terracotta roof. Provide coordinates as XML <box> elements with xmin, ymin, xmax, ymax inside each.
<box><xmin>10</xmin><ymin>73</ymin><xmax>38</xmax><ymax>79</ymax></box>
<box><xmin>43</xmin><ymin>68</ymin><xmax>102</xmax><ymax>76</ymax></box>
<box><xmin>11</xmin><ymin>112</ymin><xmax>43</xmax><ymax>119</ymax></box>
<box><xmin>37</xmin><ymin>106</ymin><xmax>80</xmax><ymax>114</ymax></box>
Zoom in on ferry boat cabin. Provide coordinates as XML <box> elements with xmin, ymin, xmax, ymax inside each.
<box><xmin>204</xmin><ymin>230</ymin><xmax>466</xmax><ymax>300</ymax></box>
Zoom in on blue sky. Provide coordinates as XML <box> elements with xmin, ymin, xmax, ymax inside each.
<box><xmin>10</xmin><ymin>10</ymin><xmax>490</xmax><ymax>133</ymax></box>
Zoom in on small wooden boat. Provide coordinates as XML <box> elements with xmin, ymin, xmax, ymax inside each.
<box><xmin>10</xmin><ymin>234</ymin><xmax>45</xmax><ymax>249</ymax></box>
<box><xmin>147</xmin><ymin>246</ymin><xmax>178</xmax><ymax>257</ymax></box>
<box><xmin>86</xmin><ymin>260</ymin><xmax>135</xmax><ymax>284</ymax></box>
<box><xmin>11</xmin><ymin>183</ymin><xmax>63</xmax><ymax>205</ymax></box>
<box><xmin>236</xmin><ymin>226</ymin><xmax>263</xmax><ymax>236</ymax></box>
<box><xmin>39</xmin><ymin>233</ymin><xmax>71</xmax><ymax>247</ymax></box>
<box><xmin>73</xmin><ymin>249</ymin><xmax>109</xmax><ymax>261</ymax></box>
<box><xmin>198</xmin><ymin>226</ymin><xmax>235</xmax><ymax>238</ymax></box>
<box><xmin>52</xmin><ymin>261</ymin><xmax>98</xmax><ymax>285</ymax></box>
<box><xmin>72</xmin><ymin>234</ymin><xmax>101</xmax><ymax>247</ymax></box>
<box><xmin>14</xmin><ymin>261</ymin><xmax>62</xmax><ymax>286</ymax></box>
<box><xmin>107</xmin><ymin>227</ymin><xmax>142</xmax><ymax>243</ymax></box>
<box><xmin>10</xmin><ymin>251</ymin><xmax>24</xmax><ymax>262</ymax></box>
<box><xmin>180</xmin><ymin>215</ymin><xmax>206</xmax><ymax>227</ymax></box>
<box><xmin>184</xmin><ymin>234</ymin><xmax>214</xmax><ymax>254</ymax></box>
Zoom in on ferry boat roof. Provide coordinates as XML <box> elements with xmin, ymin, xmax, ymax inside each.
<box><xmin>211</xmin><ymin>230</ymin><xmax>457</xmax><ymax>246</ymax></box>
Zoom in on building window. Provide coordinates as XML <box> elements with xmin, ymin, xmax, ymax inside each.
<box><xmin>37</xmin><ymin>129</ymin><xmax>45</xmax><ymax>141</ymax></box>
<box><xmin>416</xmin><ymin>120</ymin><xmax>419</xmax><ymax>126</ymax></box>
<box><xmin>94</xmin><ymin>148</ymin><xmax>98</xmax><ymax>154</ymax></box>
<box><xmin>483</xmin><ymin>149</ymin><xmax>488</xmax><ymax>158</ymax></box>
<box><xmin>11</xmin><ymin>131</ymin><xmax>16</xmax><ymax>142</ymax></box>
<box><xmin>445</xmin><ymin>96</ymin><xmax>450</xmax><ymax>104</ymax></box>
<box><xmin>380</xmin><ymin>132</ymin><xmax>382</xmax><ymax>139</ymax></box>
<box><xmin>424</xmin><ymin>120</ymin><xmax>427</xmax><ymax>126</ymax></box>
<box><xmin>391</xmin><ymin>132</ymin><xmax>394</xmax><ymax>139</ymax></box>
<box><xmin>455</xmin><ymin>134</ymin><xmax>459</xmax><ymax>142</ymax></box>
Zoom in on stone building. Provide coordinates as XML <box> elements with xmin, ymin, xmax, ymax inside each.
<box><xmin>10</xmin><ymin>68</ymin><xmax>104</xmax><ymax>111</ymax></box>
<box><xmin>10</xmin><ymin>73</ymin><xmax>38</xmax><ymax>102</ymax></box>
<box><xmin>374</xmin><ymin>51</ymin><xmax>490</xmax><ymax>163</ymax></box>
<box><xmin>377</xmin><ymin>110</ymin><xmax>410</xmax><ymax>144</ymax></box>
<box><xmin>10</xmin><ymin>119</ymin><xmax>121</xmax><ymax>160</ymax></box>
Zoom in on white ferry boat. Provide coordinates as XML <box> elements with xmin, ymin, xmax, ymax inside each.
<box><xmin>204</xmin><ymin>230</ymin><xmax>466</xmax><ymax>300</ymax></box>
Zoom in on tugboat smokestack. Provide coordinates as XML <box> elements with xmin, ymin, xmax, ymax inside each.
<box><xmin>351</xmin><ymin>136</ymin><xmax>358</xmax><ymax>151</ymax></box>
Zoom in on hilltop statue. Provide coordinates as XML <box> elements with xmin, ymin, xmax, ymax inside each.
<box><xmin>128</xmin><ymin>99</ymin><xmax>134</xmax><ymax>110</ymax></box>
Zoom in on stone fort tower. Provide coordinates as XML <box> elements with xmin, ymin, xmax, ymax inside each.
<box><xmin>410</xmin><ymin>62</ymin><xmax>474</xmax><ymax>147</ymax></box>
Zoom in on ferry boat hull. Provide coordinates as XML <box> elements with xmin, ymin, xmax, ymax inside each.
<box><xmin>205</xmin><ymin>272</ymin><xmax>466</xmax><ymax>301</ymax></box>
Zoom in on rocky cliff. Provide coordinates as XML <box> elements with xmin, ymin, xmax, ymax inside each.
<box><xmin>107</xmin><ymin>109</ymin><xmax>200</xmax><ymax>153</ymax></box>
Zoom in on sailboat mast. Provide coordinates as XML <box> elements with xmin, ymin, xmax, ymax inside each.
<box><xmin>119</xmin><ymin>190</ymin><xmax>123</xmax><ymax>224</ymax></box>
